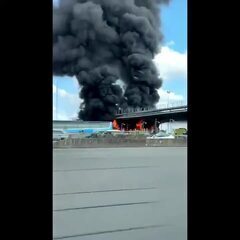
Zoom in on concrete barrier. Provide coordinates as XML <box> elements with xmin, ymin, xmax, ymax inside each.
<box><xmin>53</xmin><ymin>138</ymin><xmax>146</xmax><ymax>148</ymax></box>
<box><xmin>145</xmin><ymin>138</ymin><xmax>187</xmax><ymax>147</ymax></box>
<box><xmin>53</xmin><ymin>136</ymin><xmax>187</xmax><ymax>148</ymax></box>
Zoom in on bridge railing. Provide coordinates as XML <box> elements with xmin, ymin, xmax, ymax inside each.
<box><xmin>116</xmin><ymin>101</ymin><xmax>187</xmax><ymax>115</ymax></box>
<box><xmin>157</xmin><ymin>101</ymin><xmax>186</xmax><ymax>109</ymax></box>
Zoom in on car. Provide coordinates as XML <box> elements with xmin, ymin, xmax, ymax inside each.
<box><xmin>85</xmin><ymin>130</ymin><xmax>122</xmax><ymax>138</ymax></box>
<box><xmin>174</xmin><ymin>128</ymin><xmax>187</xmax><ymax>136</ymax></box>
<box><xmin>147</xmin><ymin>131</ymin><xmax>175</xmax><ymax>140</ymax></box>
<box><xmin>53</xmin><ymin>129</ymin><xmax>69</xmax><ymax>141</ymax></box>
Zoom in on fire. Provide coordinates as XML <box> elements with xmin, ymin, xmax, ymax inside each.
<box><xmin>136</xmin><ymin>120</ymin><xmax>144</xmax><ymax>130</ymax></box>
<box><xmin>112</xmin><ymin>120</ymin><xmax>120</xmax><ymax>130</ymax></box>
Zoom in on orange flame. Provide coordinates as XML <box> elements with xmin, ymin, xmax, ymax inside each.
<box><xmin>112</xmin><ymin>120</ymin><xmax>120</xmax><ymax>130</ymax></box>
<box><xmin>136</xmin><ymin>120</ymin><xmax>144</xmax><ymax>130</ymax></box>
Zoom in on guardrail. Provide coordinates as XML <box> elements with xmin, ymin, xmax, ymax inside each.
<box><xmin>53</xmin><ymin>136</ymin><xmax>187</xmax><ymax>148</ymax></box>
<box><xmin>116</xmin><ymin>102</ymin><xmax>187</xmax><ymax>115</ymax></box>
<box><xmin>116</xmin><ymin>106</ymin><xmax>187</xmax><ymax>119</ymax></box>
<box><xmin>116</xmin><ymin>105</ymin><xmax>187</xmax><ymax>116</ymax></box>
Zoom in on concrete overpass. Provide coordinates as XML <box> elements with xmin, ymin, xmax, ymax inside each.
<box><xmin>115</xmin><ymin>105</ymin><xmax>187</xmax><ymax>130</ymax></box>
<box><xmin>116</xmin><ymin>105</ymin><xmax>187</xmax><ymax>120</ymax></box>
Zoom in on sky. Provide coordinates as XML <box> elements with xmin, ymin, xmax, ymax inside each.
<box><xmin>53</xmin><ymin>0</ymin><xmax>187</xmax><ymax>120</ymax></box>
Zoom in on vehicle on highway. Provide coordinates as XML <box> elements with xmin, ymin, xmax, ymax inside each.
<box><xmin>147</xmin><ymin>131</ymin><xmax>175</xmax><ymax>140</ymax></box>
<box><xmin>174</xmin><ymin>128</ymin><xmax>187</xmax><ymax>136</ymax></box>
<box><xmin>85</xmin><ymin>130</ymin><xmax>121</xmax><ymax>138</ymax></box>
<box><xmin>53</xmin><ymin>129</ymin><xmax>69</xmax><ymax>141</ymax></box>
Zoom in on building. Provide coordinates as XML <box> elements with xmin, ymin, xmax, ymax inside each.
<box><xmin>53</xmin><ymin>120</ymin><xmax>113</xmax><ymax>134</ymax></box>
<box><xmin>159</xmin><ymin>121</ymin><xmax>187</xmax><ymax>133</ymax></box>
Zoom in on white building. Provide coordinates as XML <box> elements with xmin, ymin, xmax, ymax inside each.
<box><xmin>159</xmin><ymin>121</ymin><xmax>187</xmax><ymax>133</ymax></box>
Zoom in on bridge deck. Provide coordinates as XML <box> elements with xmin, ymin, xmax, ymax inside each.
<box><xmin>116</xmin><ymin>106</ymin><xmax>187</xmax><ymax>119</ymax></box>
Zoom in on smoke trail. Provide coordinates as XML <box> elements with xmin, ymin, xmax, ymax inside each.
<box><xmin>53</xmin><ymin>0</ymin><xmax>170</xmax><ymax>120</ymax></box>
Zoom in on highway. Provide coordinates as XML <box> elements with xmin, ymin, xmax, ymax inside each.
<box><xmin>53</xmin><ymin>147</ymin><xmax>187</xmax><ymax>240</ymax></box>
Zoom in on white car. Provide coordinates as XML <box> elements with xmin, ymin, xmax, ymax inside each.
<box><xmin>53</xmin><ymin>129</ymin><xmax>68</xmax><ymax>141</ymax></box>
<box><xmin>147</xmin><ymin>132</ymin><xmax>175</xmax><ymax>140</ymax></box>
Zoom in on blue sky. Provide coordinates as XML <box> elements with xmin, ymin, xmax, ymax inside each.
<box><xmin>161</xmin><ymin>0</ymin><xmax>187</xmax><ymax>52</ymax></box>
<box><xmin>53</xmin><ymin>0</ymin><xmax>187</xmax><ymax>120</ymax></box>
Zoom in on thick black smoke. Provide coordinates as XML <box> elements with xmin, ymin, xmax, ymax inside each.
<box><xmin>53</xmin><ymin>0</ymin><xmax>170</xmax><ymax>120</ymax></box>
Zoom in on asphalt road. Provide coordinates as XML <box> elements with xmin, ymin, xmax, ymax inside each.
<box><xmin>53</xmin><ymin>147</ymin><xmax>187</xmax><ymax>240</ymax></box>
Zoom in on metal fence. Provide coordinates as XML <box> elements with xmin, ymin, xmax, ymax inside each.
<box><xmin>116</xmin><ymin>101</ymin><xmax>186</xmax><ymax>115</ymax></box>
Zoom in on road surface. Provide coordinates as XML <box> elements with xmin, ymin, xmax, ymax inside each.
<box><xmin>53</xmin><ymin>147</ymin><xmax>187</xmax><ymax>240</ymax></box>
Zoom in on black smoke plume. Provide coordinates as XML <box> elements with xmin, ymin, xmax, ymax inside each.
<box><xmin>53</xmin><ymin>0</ymin><xmax>170</xmax><ymax>120</ymax></box>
